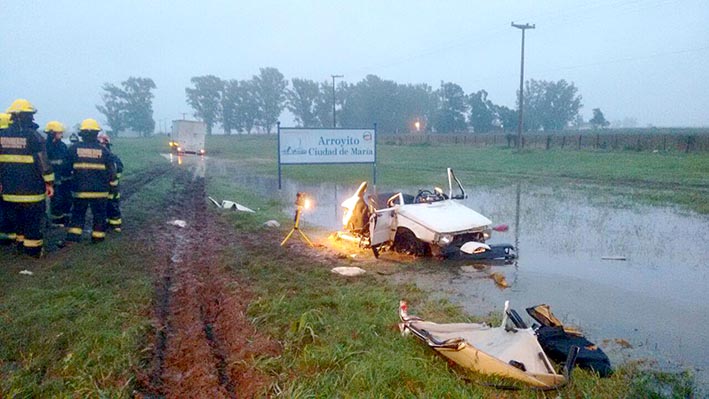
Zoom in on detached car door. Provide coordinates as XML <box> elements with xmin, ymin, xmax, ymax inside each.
<box><xmin>370</xmin><ymin>208</ymin><xmax>397</xmax><ymax>247</ymax></box>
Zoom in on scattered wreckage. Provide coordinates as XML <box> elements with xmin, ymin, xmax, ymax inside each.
<box><xmin>208</xmin><ymin>196</ymin><xmax>255</xmax><ymax>213</ymax></box>
<box><xmin>337</xmin><ymin>168</ymin><xmax>515</xmax><ymax>260</ymax></box>
<box><xmin>399</xmin><ymin>300</ymin><xmax>580</xmax><ymax>389</ymax></box>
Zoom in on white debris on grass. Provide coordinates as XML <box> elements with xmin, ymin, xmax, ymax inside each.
<box><xmin>168</xmin><ymin>220</ymin><xmax>187</xmax><ymax>228</ymax></box>
<box><xmin>263</xmin><ymin>220</ymin><xmax>280</xmax><ymax>228</ymax></box>
<box><xmin>331</xmin><ymin>266</ymin><xmax>367</xmax><ymax>276</ymax></box>
<box><xmin>19</xmin><ymin>270</ymin><xmax>33</xmax><ymax>276</ymax></box>
<box><xmin>208</xmin><ymin>196</ymin><xmax>256</xmax><ymax>213</ymax></box>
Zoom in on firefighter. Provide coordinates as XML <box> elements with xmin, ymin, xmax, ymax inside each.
<box><xmin>97</xmin><ymin>132</ymin><xmax>123</xmax><ymax>232</ymax></box>
<box><xmin>64</xmin><ymin>119</ymin><xmax>117</xmax><ymax>243</ymax></box>
<box><xmin>0</xmin><ymin>113</ymin><xmax>12</xmax><ymax>244</ymax></box>
<box><xmin>0</xmin><ymin>99</ymin><xmax>54</xmax><ymax>257</ymax></box>
<box><xmin>45</xmin><ymin>121</ymin><xmax>71</xmax><ymax>226</ymax></box>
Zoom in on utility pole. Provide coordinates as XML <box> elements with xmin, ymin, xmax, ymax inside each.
<box><xmin>331</xmin><ymin>74</ymin><xmax>343</xmax><ymax>127</ymax></box>
<box><xmin>511</xmin><ymin>22</ymin><xmax>534</xmax><ymax>151</ymax></box>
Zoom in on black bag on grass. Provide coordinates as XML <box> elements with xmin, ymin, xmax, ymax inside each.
<box><xmin>527</xmin><ymin>304</ymin><xmax>613</xmax><ymax>377</ymax></box>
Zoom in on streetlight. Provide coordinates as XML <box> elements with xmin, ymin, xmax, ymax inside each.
<box><xmin>511</xmin><ymin>22</ymin><xmax>535</xmax><ymax>151</ymax></box>
<box><xmin>331</xmin><ymin>74</ymin><xmax>343</xmax><ymax>127</ymax></box>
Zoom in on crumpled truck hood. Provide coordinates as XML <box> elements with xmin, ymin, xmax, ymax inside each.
<box><xmin>397</xmin><ymin>200</ymin><xmax>492</xmax><ymax>233</ymax></box>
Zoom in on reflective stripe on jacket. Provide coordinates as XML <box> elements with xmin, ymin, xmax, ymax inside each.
<box><xmin>0</xmin><ymin>123</ymin><xmax>53</xmax><ymax>202</ymax></box>
<box><xmin>66</xmin><ymin>139</ymin><xmax>116</xmax><ymax>197</ymax></box>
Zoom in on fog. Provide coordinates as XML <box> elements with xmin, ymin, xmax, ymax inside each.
<box><xmin>2</xmin><ymin>0</ymin><xmax>708</xmax><ymax>130</ymax></box>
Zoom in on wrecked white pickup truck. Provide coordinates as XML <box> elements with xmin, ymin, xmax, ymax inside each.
<box><xmin>338</xmin><ymin>168</ymin><xmax>515</xmax><ymax>260</ymax></box>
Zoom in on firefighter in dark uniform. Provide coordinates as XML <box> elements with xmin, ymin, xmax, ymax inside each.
<box><xmin>45</xmin><ymin>121</ymin><xmax>71</xmax><ymax>226</ymax></box>
<box><xmin>65</xmin><ymin>118</ymin><xmax>117</xmax><ymax>243</ymax></box>
<box><xmin>0</xmin><ymin>99</ymin><xmax>54</xmax><ymax>257</ymax></box>
<box><xmin>0</xmin><ymin>113</ymin><xmax>12</xmax><ymax>243</ymax></box>
<box><xmin>97</xmin><ymin>132</ymin><xmax>123</xmax><ymax>232</ymax></box>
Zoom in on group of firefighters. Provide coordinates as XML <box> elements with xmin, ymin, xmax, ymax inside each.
<box><xmin>0</xmin><ymin>98</ymin><xmax>123</xmax><ymax>258</ymax></box>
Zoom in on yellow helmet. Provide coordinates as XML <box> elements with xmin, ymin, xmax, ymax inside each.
<box><xmin>6</xmin><ymin>98</ymin><xmax>37</xmax><ymax>114</ymax></box>
<box><xmin>44</xmin><ymin>120</ymin><xmax>65</xmax><ymax>133</ymax></box>
<box><xmin>79</xmin><ymin>118</ymin><xmax>102</xmax><ymax>132</ymax></box>
<box><xmin>0</xmin><ymin>113</ymin><xmax>11</xmax><ymax>129</ymax></box>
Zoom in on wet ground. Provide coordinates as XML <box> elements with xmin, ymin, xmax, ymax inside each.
<box><xmin>135</xmin><ymin>155</ymin><xmax>278</xmax><ymax>397</ymax></box>
<box><xmin>197</xmin><ymin>155</ymin><xmax>709</xmax><ymax>389</ymax></box>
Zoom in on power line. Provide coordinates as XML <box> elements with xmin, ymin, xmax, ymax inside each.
<box><xmin>538</xmin><ymin>46</ymin><xmax>709</xmax><ymax>74</ymax></box>
<box><xmin>344</xmin><ymin>0</ymin><xmax>685</xmax><ymax>79</ymax></box>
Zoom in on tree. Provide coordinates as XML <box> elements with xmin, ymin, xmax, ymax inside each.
<box><xmin>572</xmin><ymin>114</ymin><xmax>585</xmax><ymax>130</ymax></box>
<box><xmin>221</xmin><ymin>80</ymin><xmax>240</xmax><ymax>134</ymax></box>
<box><xmin>432</xmin><ymin>81</ymin><xmax>468</xmax><ymax>133</ymax></box>
<box><xmin>397</xmin><ymin>83</ymin><xmax>437</xmax><ymax>133</ymax></box>
<box><xmin>313</xmin><ymin>81</ymin><xmax>334</xmax><ymax>128</ymax></box>
<box><xmin>186</xmin><ymin>75</ymin><xmax>224</xmax><ymax>135</ymax></box>
<box><xmin>97</xmin><ymin>83</ymin><xmax>127</xmax><ymax>135</ymax></box>
<box><xmin>97</xmin><ymin>77</ymin><xmax>156</xmax><ymax>137</ymax></box>
<box><xmin>237</xmin><ymin>79</ymin><xmax>260</xmax><ymax>134</ymax></box>
<box><xmin>494</xmin><ymin>105</ymin><xmax>517</xmax><ymax>132</ymax></box>
<box><xmin>338</xmin><ymin>75</ymin><xmax>401</xmax><ymax>132</ymax></box>
<box><xmin>589</xmin><ymin>108</ymin><xmax>610</xmax><ymax>129</ymax></box>
<box><xmin>252</xmin><ymin>67</ymin><xmax>287</xmax><ymax>133</ymax></box>
<box><xmin>122</xmin><ymin>77</ymin><xmax>156</xmax><ymax>136</ymax></box>
<box><xmin>287</xmin><ymin>78</ymin><xmax>320</xmax><ymax>127</ymax></box>
<box><xmin>467</xmin><ymin>90</ymin><xmax>496</xmax><ymax>133</ymax></box>
<box><xmin>523</xmin><ymin>79</ymin><xmax>582</xmax><ymax>131</ymax></box>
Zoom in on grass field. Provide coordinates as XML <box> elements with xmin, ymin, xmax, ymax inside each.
<box><xmin>203</xmin><ymin>134</ymin><xmax>708</xmax><ymax>213</ymax></box>
<box><xmin>0</xmin><ymin>134</ymin><xmax>702</xmax><ymax>397</ymax></box>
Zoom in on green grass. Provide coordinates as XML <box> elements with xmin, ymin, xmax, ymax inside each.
<box><xmin>110</xmin><ymin>135</ymin><xmax>170</xmax><ymax>172</ymax></box>
<box><xmin>1</xmin><ymin>135</ymin><xmax>701</xmax><ymax>397</ymax></box>
<box><xmin>0</xmin><ymin>175</ymin><xmax>170</xmax><ymax>396</ymax></box>
<box><xmin>203</xmin><ymin>134</ymin><xmax>709</xmax><ymax>213</ymax></box>
<box><xmin>211</xmin><ymin>178</ymin><xmax>698</xmax><ymax>398</ymax></box>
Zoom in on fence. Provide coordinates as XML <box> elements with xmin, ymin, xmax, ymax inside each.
<box><xmin>378</xmin><ymin>130</ymin><xmax>709</xmax><ymax>153</ymax></box>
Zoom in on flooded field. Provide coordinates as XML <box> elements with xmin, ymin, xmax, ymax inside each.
<box><xmin>206</xmin><ymin>157</ymin><xmax>709</xmax><ymax>388</ymax></box>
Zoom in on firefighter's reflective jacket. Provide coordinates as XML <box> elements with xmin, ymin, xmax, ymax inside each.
<box><xmin>66</xmin><ymin>140</ymin><xmax>117</xmax><ymax>198</ymax></box>
<box><xmin>0</xmin><ymin>122</ymin><xmax>54</xmax><ymax>203</ymax></box>
<box><xmin>108</xmin><ymin>151</ymin><xmax>123</xmax><ymax>199</ymax></box>
<box><xmin>46</xmin><ymin>138</ymin><xmax>69</xmax><ymax>182</ymax></box>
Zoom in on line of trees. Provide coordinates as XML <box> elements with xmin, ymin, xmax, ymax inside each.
<box><xmin>184</xmin><ymin>67</ymin><xmax>588</xmax><ymax>135</ymax></box>
<box><xmin>185</xmin><ymin>68</ymin><xmax>288</xmax><ymax>135</ymax></box>
<box><xmin>97</xmin><ymin>77</ymin><xmax>156</xmax><ymax>137</ymax></box>
<box><xmin>97</xmin><ymin>69</ymin><xmax>600</xmax><ymax>136</ymax></box>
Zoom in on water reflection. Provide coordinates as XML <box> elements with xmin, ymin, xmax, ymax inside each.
<box><xmin>206</xmin><ymin>158</ymin><xmax>709</xmax><ymax>385</ymax></box>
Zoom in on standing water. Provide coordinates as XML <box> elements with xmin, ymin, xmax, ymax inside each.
<box><xmin>207</xmin><ymin>158</ymin><xmax>708</xmax><ymax>388</ymax></box>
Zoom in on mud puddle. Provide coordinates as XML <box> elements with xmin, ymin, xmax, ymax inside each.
<box><xmin>136</xmin><ymin>155</ymin><xmax>278</xmax><ymax>398</ymax></box>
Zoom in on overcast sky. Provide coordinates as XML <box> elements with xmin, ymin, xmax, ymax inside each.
<box><xmin>2</xmin><ymin>0</ymin><xmax>708</xmax><ymax>131</ymax></box>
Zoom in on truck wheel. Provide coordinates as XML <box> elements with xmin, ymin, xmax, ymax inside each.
<box><xmin>393</xmin><ymin>228</ymin><xmax>430</xmax><ymax>257</ymax></box>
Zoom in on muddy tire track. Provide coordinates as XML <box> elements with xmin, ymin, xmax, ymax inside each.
<box><xmin>135</xmin><ymin>164</ymin><xmax>278</xmax><ymax>398</ymax></box>
<box><xmin>119</xmin><ymin>163</ymin><xmax>172</xmax><ymax>201</ymax></box>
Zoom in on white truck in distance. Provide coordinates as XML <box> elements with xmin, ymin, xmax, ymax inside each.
<box><xmin>169</xmin><ymin>120</ymin><xmax>206</xmax><ymax>155</ymax></box>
